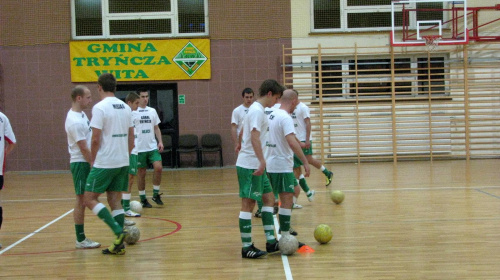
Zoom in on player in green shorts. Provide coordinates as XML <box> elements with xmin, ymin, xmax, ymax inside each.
<box><xmin>121</xmin><ymin>92</ymin><xmax>141</xmax><ymax>219</ymax></box>
<box><xmin>65</xmin><ymin>85</ymin><xmax>100</xmax><ymax>249</ymax></box>
<box><xmin>236</xmin><ymin>79</ymin><xmax>284</xmax><ymax>259</ymax></box>
<box><xmin>266</xmin><ymin>89</ymin><xmax>310</xmax><ymax>245</ymax></box>
<box><xmin>83</xmin><ymin>73</ymin><xmax>134</xmax><ymax>255</ymax></box>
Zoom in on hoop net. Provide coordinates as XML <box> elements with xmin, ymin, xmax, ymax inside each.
<box><xmin>422</xmin><ymin>35</ymin><xmax>442</xmax><ymax>51</ymax></box>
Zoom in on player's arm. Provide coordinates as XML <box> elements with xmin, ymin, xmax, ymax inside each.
<box><xmin>286</xmin><ymin>133</ymin><xmax>310</xmax><ymax>177</ymax></box>
<box><xmin>76</xmin><ymin>140</ymin><xmax>91</xmax><ymax>163</ymax></box>
<box><xmin>295</xmin><ymin>135</ymin><xmax>306</xmax><ymax>149</ymax></box>
<box><xmin>234</xmin><ymin>125</ymin><xmax>243</xmax><ymax>153</ymax></box>
<box><xmin>231</xmin><ymin>123</ymin><xmax>239</xmax><ymax>151</ymax></box>
<box><xmin>304</xmin><ymin>117</ymin><xmax>311</xmax><ymax>149</ymax></box>
<box><xmin>154</xmin><ymin>125</ymin><xmax>164</xmax><ymax>152</ymax></box>
<box><xmin>251</xmin><ymin>128</ymin><xmax>266</xmax><ymax>176</ymax></box>
<box><xmin>90</xmin><ymin>127</ymin><xmax>102</xmax><ymax>166</ymax></box>
<box><xmin>4</xmin><ymin>138</ymin><xmax>16</xmax><ymax>155</ymax></box>
<box><xmin>128</xmin><ymin>127</ymin><xmax>134</xmax><ymax>155</ymax></box>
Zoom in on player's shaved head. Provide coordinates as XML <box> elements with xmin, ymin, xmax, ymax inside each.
<box><xmin>281</xmin><ymin>89</ymin><xmax>298</xmax><ymax>104</ymax></box>
<box><xmin>71</xmin><ymin>85</ymin><xmax>90</xmax><ymax>101</ymax></box>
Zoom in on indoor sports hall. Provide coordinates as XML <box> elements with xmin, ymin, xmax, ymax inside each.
<box><xmin>0</xmin><ymin>0</ymin><xmax>499</xmax><ymax>279</ymax></box>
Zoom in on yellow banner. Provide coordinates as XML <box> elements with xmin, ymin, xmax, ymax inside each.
<box><xmin>70</xmin><ymin>39</ymin><xmax>211</xmax><ymax>82</ymax></box>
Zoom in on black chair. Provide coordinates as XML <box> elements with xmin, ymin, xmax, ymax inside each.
<box><xmin>199</xmin><ymin>133</ymin><xmax>223</xmax><ymax>167</ymax></box>
<box><xmin>176</xmin><ymin>134</ymin><xmax>200</xmax><ymax>168</ymax></box>
<box><xmin>160</xmin><ymin>134</ymin><xmax>174</xmax><ymax>168</ymax></box>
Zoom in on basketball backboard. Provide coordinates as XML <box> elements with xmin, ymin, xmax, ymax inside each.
<box><xmin>391</xmin><ymin>0</ymin><xmax>469</xmax><ymax>47</ymax></box>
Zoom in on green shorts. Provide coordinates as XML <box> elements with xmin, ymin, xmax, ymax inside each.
<box><xmin>302</xmin><ymin>140</ymin><xmax>314</xmax><ymax>156</ymax></box>
<box><xmin>129</xmin><ymin>154</ymin><xmax>138</xmax><ymax>175</ymax></box>
<box><xmin>293</xmin><ymin>141</ymin><xmax>315</xmax><ymax>168</ymax></box>
<box><xmin>237</xmin><ymin>167</ymin><xmax>273</xmax><ymax>201</ymax></box>
<box><xmin>85</xmin><ymin>166</ymin><xmax>129</xmax><ymax>193</ymax></box>
<box><xmin>137</xmin><ymin>150</ymin><xmax>162</xmax><ymax>168</ymax></box>
<box><xmin>267</xmin><ymin>172</ymin><xmax>297</xmax><ymax>194</ymax></box>
<box><xmin>70</xmin><ymin>162</ymin><xmax>91</xmax><ymax>195</ymax></box>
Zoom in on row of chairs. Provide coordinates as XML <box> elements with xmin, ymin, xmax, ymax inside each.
<box><xmin>161</xmin><ymin>133</ymin><xmax>223</xmax><ymax>168</ymax></box>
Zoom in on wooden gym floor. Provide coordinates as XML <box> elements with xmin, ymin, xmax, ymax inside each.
<box><xmin>0</xmin><ymin>159</ymin><xmax>499</xmax><ymax>279</ymax></box>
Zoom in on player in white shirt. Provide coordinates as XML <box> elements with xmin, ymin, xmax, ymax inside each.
<box><xmin>292</xmin><ymin>90</ymin><xmax>334</xmax><ymax>198</ymax></box>
<box><xmin>236</xmin><ymin>79</ymin><xmax>283</xmax><ymax>259</ymax></box>
<box><xmin>0</xmin><ymin>110</ymin><xmax>16</xmax><ymax>250</ymax></box>
<box><xmin>65</xmin><ymin>85</ymin><xmax>100</xmax><ymax>249</ymax></box>
<box><xmin>83</xmin><ymin>73</ymin><xmax>134</xmax><ymax>255</ymax></box>
<box><xmin>266</xmin><ymin>89</ymin><xmax>310</xmax><ymax>241</ymax></box>
<box><xmin>231</xmin><ymin>88</ymin><xmax>254</xmax><ymax>152</ymax></box>
<box><xmin>135</xmin><ymin>89</ymin><xmax>164</xmax><ymax>208</ymax></box>
<box><xmin>121</xmin><ymin>92</ymin><xmax>142</xmax><ymax>218</ymax></box>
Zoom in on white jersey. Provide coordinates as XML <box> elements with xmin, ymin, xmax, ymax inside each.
<box><xmin>292</xmin><ymin>102</ymin><xmax>311</xmax><ymax>142</ymax></box>
<box><xmin>265</xmin><ymin>108</ymin><xmax>296</xmax><ymax>173</ymax></box>
<box><xmin>231</xmin><ymin>104</ymin><xmax>250</xmax><ymax>136</ymax></box>
<box><xmin>130</xmin><ymin>110</ymin><xmax>140</xmax><ymax>155</ymax></box>
<box><xmin>236</xmin><ymin>102</ymin><xmax>269</xmax><ymax>170</ymax></box>
<box><xmin>65</xmin><ymin>109</ymin><xmax>92</xmax><ymax>163</ymax></box>
<box><xmin>135</xmin><ymin>106</ymin><xmax>161</xmax><ymax>153</ymax></box>
<box><xmin>0</xmin><ymin>112</ymin><xmax>16</xmax><ymax>175</ymax></box>
<box><xmin>90</xmin><ymin>97</ymin><xmax>132</xmax><ymax>168</ymax></box>
<box><xmin>264</xmin><ymin>103</ymin><xmax>280</xmax><ymax>116</ymax></box>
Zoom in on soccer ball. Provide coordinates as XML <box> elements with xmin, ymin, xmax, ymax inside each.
<box><xmin>130</xmin><ymin>200</ymin><xmax>143</xmax><ymax>214</ymax></box>
<box><xmin>279</xmin><ymin>234</ymin><xmax>299</xmax><ymax>255</ymax></box>
<box><xmin>330</xmin><ymin>190</ymin><xmax>345</xmax><ymax>204</ymax></box>
<box><xmin>124</xmin><ymin>225</ymin><xmax>141</xmax><ymax>245</ymax></box>
<box><xmin>314</xmin><ymin>224</ymin><xmax>333</xmax><ymax>244</ymax></box>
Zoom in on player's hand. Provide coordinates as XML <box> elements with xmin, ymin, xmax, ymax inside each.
<box><xmin>303</xmin><ymin>163</ymin><xmax>311</xmax><ymax>177</ymax></box>
<box><xmin>252</xmin><ymin>161</ymin><xmax>266</xmax><ymax>176</ymax></box>
<box><xmin>235</xmin><ymin>143</ymin><xmax>241</xmax><ymax>154</ymax></box>
<box><xmin>305</xmin><ymin>140</ymin><xmax>311</xmax><ymax>149</ymax></box>
<box><xmin>299</xmin><ymin>142</ymin><xmax>306</xmax><ymax>149</ymax></box>
<box><xmin>158</xmin><ymin>143</ymin><xmax>164</xmax><ymax>152</ymax></box>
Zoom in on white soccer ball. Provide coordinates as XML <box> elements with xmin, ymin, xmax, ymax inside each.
<box><xmin>130</xmin><ymin>200</ymin><xmax>143</xmax><ymax>214</ymax></box>
<box><xmin>124</xmin><ymin>225</ymin><xmax>141</xmax><ymax>245</ymax></box>
<box><xmin>279</xmin><ymin>234</ymin><xmax>299</xmax><ymax>255</ymax></box>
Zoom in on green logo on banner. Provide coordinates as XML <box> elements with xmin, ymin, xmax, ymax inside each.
<box><xmin>173</xmin><ymin>42</ymin><xmax>207</xmax><ymax>77</ymax></box>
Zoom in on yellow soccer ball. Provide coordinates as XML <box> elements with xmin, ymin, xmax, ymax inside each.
<box><xmin>314</xmin><ymin>224</ymin><xmax>333</xmax><ymax>244</ymax></box>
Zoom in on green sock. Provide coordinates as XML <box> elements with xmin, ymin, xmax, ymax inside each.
<box><xmin>140</xmin><ymin>194</ymin><xmax>146</xmax><ymax>201</ymax></box>
<box><xmin>122</xmin><ymin>199</ymin><xmax>130</xmax><ymax>212</ymax></box>
<box><xmin>153</xmin><ymin>186</ymin><xmax>160</xmax><ymax>196</ymax></box>
<box><xmin>112</xmin><ymin>211</ymin><xmax>125</xmax><ymax>228</ymax></box>
<box><xmin>257</xmin><ymin>199</ymin><xmax>263</xmax><ymax>212</ymax></box>
<box><xmin>96</xmin><ymin>207</ymin><xmax>123</xmax><ymax>236</ymax></box>
<box><xmin>322</xmin><ymin>168</ymin><xmax>331</xmax><ymax>176</ymax></box>
<box><xmin>279</xmin><ymin>209</ymin><xmax>291</xmax><ymax>232</ymax></box>
<box><xmin>261</xmin><ymin>207</ymin><xmax>276</xmax><ymax>244</ymax></box>
<box><xmin>239</xmin><ymin>212</ymin><xmax>252</xmax><ymax>248</ymax></box>
<box><xmin>299</xmin><ymin>178</ymin><xmax>310</xmax><ymax>193</ymax></box>
<box><xmin>75</xmin><ymin>224</ymin><xmax>86</xmax><ymax>242</ymax></box>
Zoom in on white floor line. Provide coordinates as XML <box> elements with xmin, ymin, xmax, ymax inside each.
<box><xmin>273</xmin><ymin>214</ymin><xmax>293</xmax><ymax>280</ymax></box>
<box><xmin>0</xmin><ymin>209</ymin><xmax>74</xmax><ymax>255</ymax></box>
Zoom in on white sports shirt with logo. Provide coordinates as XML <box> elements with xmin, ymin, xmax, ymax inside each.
<box><xmin>90</xmin><ymin>97</ymin><xmax>132</xmax><ymax>168</ymax></box>
<box><xmin>265</xmin><ymin>108</ymin><xmax>296</xmax><ymax>173</ymax></box>
<box><xmin>65</xmin><ymin>109</ymin><xmax>91</xmax><ymax>163</ymax></box>
<box><xmin>135</xmin><ymin>106</ymin><xmax>161</xmax><ymax>153</ymax></box>
<box><xmin>231</xmin><ymin>104</ymin><xmax>250</xmax><ymax>136</ymax></box>
<box><xmin>291</xmin><ymin>102</ymin><xmax>311</xmax><ymax>142</ymax></box>
<box><xmin>236</xmin><ymin>102</ymin><xmax>269</xmax><ymax>170</ymax></box>
<box><xmin>0</xmin><ymin>112</ymin><xmax>16</xmax><ymax>176</ymax></box>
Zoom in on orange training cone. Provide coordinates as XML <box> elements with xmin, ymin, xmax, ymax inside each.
<box><xmin>297</xmin><ymin>245</ymin><xmax>315</xmax><ymax>253</ymax></box>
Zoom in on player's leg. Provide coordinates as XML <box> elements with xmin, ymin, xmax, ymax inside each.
<box><xmin>305</xmin><ymin>141</ymin><xmax>334</xmax><ymax>186</ymax></box>
<box><xmin>123</xmin><ymin>154</ymin><xmax>141</xmax><ymax>217</ymax></box>
<box><xmin>291</xmin><ymin>156</ymin><xmax>303</xmax><ymax>209</ymax></box>
<box><xmin>150</xmin><ymin>150</ymin><xmax>163</xmax><ymax>205</ymax></box>
<box><xmin>103</xmin><ymin>167</ymin><xmax>129</xmax><ymax>255</ymax></box>
<box><xmin>272</xmin><ymin>173</ymin><xmax>295</xmax><ymax>236</ymax></box>
<box><xmin>71</xmin><ymin>162</ymin><xmax>100</xmax><ymax>249</ymax></box>
<box><xmin>294</xmin><ymin>165</ymin><xmax>315</xmax><ymax>202</ymax></box>
<box><xmin>237</xmin><ymin>167</ymin><xmax>267</xmax><ymax>259</ymax></box>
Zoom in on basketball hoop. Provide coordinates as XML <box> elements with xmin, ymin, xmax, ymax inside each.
<box><xmin>422</xmin><ymin>35</ymin><xmax>442</xmax><ymax>51</ymax></box>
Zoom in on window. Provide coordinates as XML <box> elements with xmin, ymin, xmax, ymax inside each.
<box><xmin>311</xmin><ymin>0</ymin><xmax>443</xmax><ymax>32</ymax></box>
<box><xmin>71</xmin><ymin>0</ymin><xmax>208</xmax><ymax>39</ymax></box>
<box><xmin>315</xmin><ymin>56</ymin><xmax>448</xmax><ymax>100</ymax></box>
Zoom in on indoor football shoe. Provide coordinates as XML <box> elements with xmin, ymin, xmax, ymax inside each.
<box><xmin>242</xmin><ymin>243</ymin><xmax>267</xmax><ymax>259</ymax></box>
<box><xmin>75</xmin><ymin>238</ymin><xmax>101</xmax><ymax>249</ymax></box>
<box><xmin>266</xmin><ymin>241</ymin><xmax>280</xmax><ymax>254</ymax></box>
<box><xmin>292</xmin><ymin>203</ymin><xmax>303</xmax><ymax>209</ymax></box>
<box><xmin>124</xmin><ymin>219</ymin><xmax>136</xmax><ymax>226</ymax></box>
<box><xmin>152</xmin><ymin>193</ymin><xmax>164</xmax><ymax>205</ymax></box>
<box><xmin>124</xmin><ymin>210</ymin><xmax>141</xmax><ymax>217</ymax></box>
<box><xmin>279</xmin><ymin>227</ymin><xmax>298</xmax><ymax>236</ymax></box>
<box><xmin>141</xmin><ymin>199</ymin><xmax>153</xmax><ymax>208</ymax></box>
<box><xmin>325</xmin><ymin>171</ymin><xmax>334</xmax><ymax>187</ymax></box>
<box><xmin>254</xmin><ymin>209</ymin><xmax>262</xmax><ymax>218</ymax></box>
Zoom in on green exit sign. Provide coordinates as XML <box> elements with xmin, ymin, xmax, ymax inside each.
<box><xmin>179</xmin><ymin>95</ymin><xmax>185</xmax><ymax>104</ymax></box>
